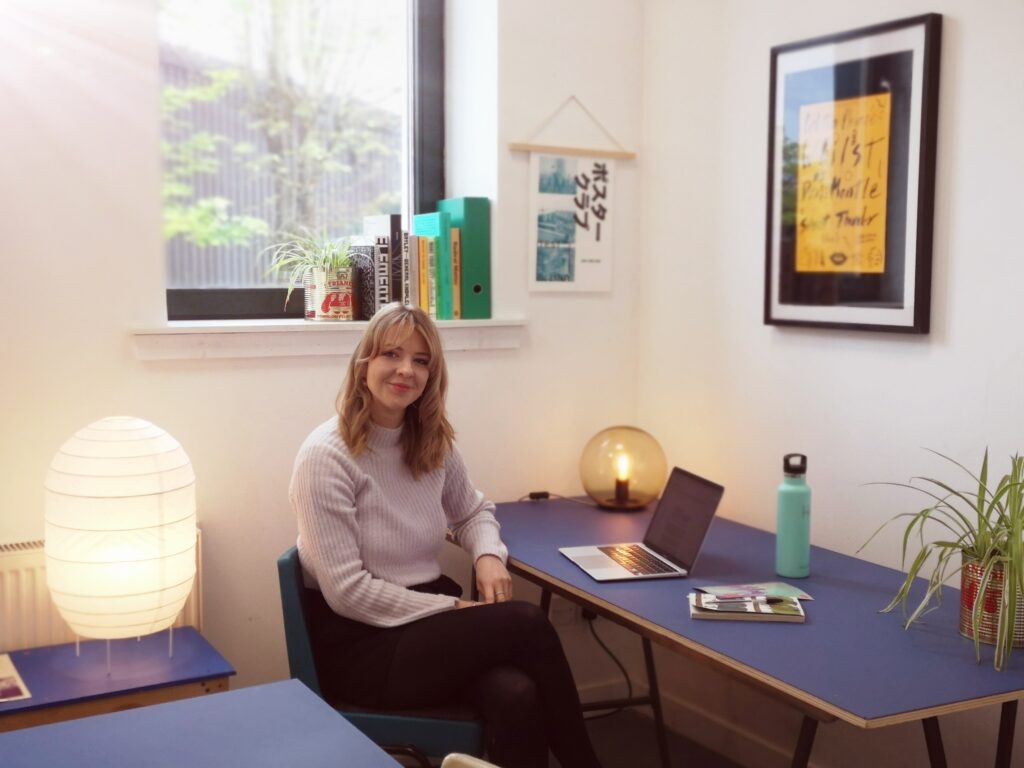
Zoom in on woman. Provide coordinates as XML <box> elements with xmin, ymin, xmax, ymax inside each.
<box><xmin>290</xmin><ymin>302</ymin><xmax>603</xmax><ymax>768</ymax></box>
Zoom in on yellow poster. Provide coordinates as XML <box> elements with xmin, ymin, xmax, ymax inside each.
<box><xmin>795</xmin><ymin>93</ymin><xmax>890</xmax><ymax>273</ymax></box>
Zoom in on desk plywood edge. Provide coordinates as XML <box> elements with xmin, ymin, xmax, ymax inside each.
<box><xmin>0</xmin><ymin>676</ymin><xmax>230</xmax><ymax>733</ymax></box>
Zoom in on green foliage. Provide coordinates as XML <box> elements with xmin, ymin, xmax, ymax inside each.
<box><xmin>160</xmin><ymin>5</ymin><xmax>401</xmax><ymax>257</ymax></box>
<box><xmin>164</xmin><ymin>197</ymin><xmax>269</xmax><ymax>247</ymax></box>
<box><xmin>862</xmin><ymin>451</ymin><xmax>1024</xmax><ymax>669</ymax></box>
<box><xmin>162</xmin><ymin>69</ymin><xmax>240</xmax><ymax>118</ymax></box>
<box><xmin>263</xmin><ymin>230</ymin><xmax>351</xmax><ymax>308</ymax></box>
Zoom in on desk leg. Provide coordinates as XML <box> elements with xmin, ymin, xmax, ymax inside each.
<box><xmin>540</xmin><ymin>589</ymin><xmax>552</xmax><ymax>618</ymax></box>
<box><xmin>996</xmin><ymin>700</ymin><xmax>1017</xmax><ymax>768</ymax></box>
<box><xmin>791</xmin><ymin>716</ymin><xmax>817</xmax><ymax>768</ymax></box>
<box><xmin>642</xmin><ymin>638</ymin><xmax>671</xmax><ymax>768</ymax></box>
<box><xmin>921</xmin><ymin>716</ymin><xmax>947</xmax><ymax>768</ymax></box>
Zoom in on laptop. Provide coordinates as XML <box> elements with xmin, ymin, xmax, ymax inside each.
<box><xmin>560</xmin><ymin>466</ymin><xmax>725</xmax><ymax>581</ymax></box>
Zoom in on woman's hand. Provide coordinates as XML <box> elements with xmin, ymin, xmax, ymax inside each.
<box><xmin>475</xmin><ymin>554</ymin><xmax>513</xmax><ymax>603</ymax></box>
<box><xmin>455</xmin><ymin>599</ymin><xmax>478</xmax><ymax>609</ymax></box>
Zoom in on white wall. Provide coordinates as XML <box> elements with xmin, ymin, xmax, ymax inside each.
<box><xmin>640</xmin><ymin>1</ymin><xmax>1024</xmax><ymax>765</ymax></box>
<box><xmin>3</xmin><ymin>0</ymin><xmax>1019</xmax><ymax>765</ymax></box>
<box><xmin>0</xmin><ymin>0</ymin><xmax>642</xmax><ymax>695</ymax></box>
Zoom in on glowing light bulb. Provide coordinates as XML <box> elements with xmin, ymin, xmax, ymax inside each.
<box><xmin>614</xmin><ymin>453</ymin><xmax>631</xmax><ymax>505</ymax></box>
<box><xmin>615</xmin><ymin>453</ymin><xmax>631</xmax><ymax>481</ymax></box>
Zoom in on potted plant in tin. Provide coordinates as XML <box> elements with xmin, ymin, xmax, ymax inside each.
<box><xmin>264</xmin><ymin>230</ymin><xmax>354</xmax><ymax>320</ymax></box>
<box><xmin>864</xmin><ymin>450</ymin><xmax>1024</xmax><ymax>670</ymax></box>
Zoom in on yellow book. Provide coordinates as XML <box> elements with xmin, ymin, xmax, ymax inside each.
<box><xmin>418</xmin><ymin>236</ymin><xmax>430</xmax><ymax>312</ymax></box>
<box><xmin>450</xmin><ymin>227</ymin><xmax>462</xmax><ymax>319</ymax></box>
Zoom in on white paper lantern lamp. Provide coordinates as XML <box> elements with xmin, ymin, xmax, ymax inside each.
<box><xmin>44</xmin><ymin>417</ymin><xmax>196</xmax><ymax>640</ymax></box>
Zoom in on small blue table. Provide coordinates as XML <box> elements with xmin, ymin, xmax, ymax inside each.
<box><xmin>496</xmin><ymin>499</ymin><xmax>1023</xmax><ymax>768</ymax></box>
<box><xmin>0</xmin><ymin>679</ymin><xmax>400</xmax><ymax>767</ymax></box>
<box><xmin>0</xmin><ymin>627</ymin><xmax>235</xmax><ymax>732</ymax></box>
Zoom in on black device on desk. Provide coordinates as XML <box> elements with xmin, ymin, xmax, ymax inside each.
<box><xmin>560</xmin><ymin>466</ymin><xmax>725</xmax><ymax>581</ymax></box>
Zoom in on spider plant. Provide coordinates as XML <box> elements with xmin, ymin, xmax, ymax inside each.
<box><xmin>862</xmin><ymin>450</ymin><xmax>1024</xmax><ymax>669</ymax></box>
<box><xmin>263</xmin><ymin>230</ymin><xmax>351</xmax><ymax>308</ymax></box>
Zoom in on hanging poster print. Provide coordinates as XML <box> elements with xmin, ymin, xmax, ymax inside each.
<box><xmin>764</xmin><ymin>13</ymin><xmax>941</xmax><ymax>333</ymax></box>
<box><xmin>528</xmin><ymin>153</ymin><xmax>614</xmax><ymax>292</ymax></box>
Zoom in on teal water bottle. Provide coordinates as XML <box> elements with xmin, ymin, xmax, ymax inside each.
<box><xmin>775</xmin><ymin>453</ymin><xmax>810</xmax><ymax>578</ymax></box>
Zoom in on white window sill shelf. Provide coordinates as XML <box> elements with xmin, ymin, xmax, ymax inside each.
<box><xmin>132</xmin><ymin>318</ymin><xmax>527</xmax><ymax>360</ymax></box>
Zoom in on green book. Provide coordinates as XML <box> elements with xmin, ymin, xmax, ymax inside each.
<box><xmin>412</xmin><ymin>212</ymin><xmax>452</xmax><ymax>320</ymax></box>
<box><xmin>437</xmin><ymin>197</ymin><xmax>491</xmax><ymax>319</ymax></box>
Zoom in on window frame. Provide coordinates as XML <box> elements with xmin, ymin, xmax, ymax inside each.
<box><xmin>165</xmin><ymin>0</ymin><xmax>445</xmax><ymax>322</ymax></box>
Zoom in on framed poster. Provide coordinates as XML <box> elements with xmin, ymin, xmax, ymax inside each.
<box><xmin>528</xmin><ymin>153</ymin><xmax>615</xmax><ymax>292</ymax></box>
<box><xmin>764</xmin><ymin>14</ymin><xmax>942</xmax><ymax>333</ymax></box>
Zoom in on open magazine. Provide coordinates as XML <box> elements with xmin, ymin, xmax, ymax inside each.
<box><xmin>0</xmin><ymin>654</ymin><xmax>30</xmax><ymax>703</ymax></box>
<box><xmin>693</xmin><ymin>581</ymin><xmax>813</xmax><ymax>601</ymax></box>
<box><xmin>688</xmin><ymin>592</ymin><xmax>805</xmax><ymax>623</ymax></box>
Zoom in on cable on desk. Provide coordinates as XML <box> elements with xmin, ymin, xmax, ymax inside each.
<box><xmin>516</xmin><ymin>491</ymin><xmax>597</xmax><ymax>507</ymax></box>
<box><xmin>582</xmin><ymin>615</ymin><xmax>634</xmax><ymax>721</ymax></box>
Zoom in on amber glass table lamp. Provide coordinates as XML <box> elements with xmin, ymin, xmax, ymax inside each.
<box><xmin>580</xmin><ymin>426</ymin><xmax>667</xmax><ymax>510</ymax></box>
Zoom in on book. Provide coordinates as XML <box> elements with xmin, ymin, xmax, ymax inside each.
<box><xmin>688</xmin><ymin>593</ymin><xmax>805</xmax><ymax>623</ymax></box>
<box><xmin>436</xmin><ymin>197</ymin><xmax>490</xmax><ymax>319</ymax></box>
<box><xmin>401</xmin><ymin>231</ymin><xmax>413</xmax><ymax>307</ymax></box>
<box><xmin>425</xmin><ymin>236</ymin><xmax>438</xmax><ymax>319</ymax></box>
<box><xmin>416</xmin><ymin>236</ymin><xmax>429</xmax><ymax>313</ymax></box>
<box><xmin>412</xmin><ymin>211</ymin><xmax>453</xmax><ymax>319</ymax></box>
<box><xmin>348</xmin><ymin>241</ymin><xmax>378</xmax><ymax>320</ymax></box>
<box><xmin>374</xmin><ymin>235</ymin><xmax>391</xmax><ymax>311</ymax></box>
<box><xmin>450</xmin><ymin>227</ymin><xmax>462</xmax><ymax>319</ymax></box>
<box><xmin>406</xmin><ymin>234</ymin><xmax>419</xmax><ymax>308</ymax></box>
<box><xmin>364</xmin><ymin>213</ymin><xmax>402</xmax><ymax>304</ymax></box>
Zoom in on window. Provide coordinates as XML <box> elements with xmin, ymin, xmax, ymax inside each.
<box><xmin>159</xmin><ymin>0</ymin><xmax>443</xmax><ymax>320</ymax></box>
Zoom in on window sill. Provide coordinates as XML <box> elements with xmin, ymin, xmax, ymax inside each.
<box><xmin>132</xmin><ymin>318</ymin><xmax>527</xmax><ymax>361</ymax></box>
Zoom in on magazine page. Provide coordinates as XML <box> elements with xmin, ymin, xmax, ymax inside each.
<box><xmin>0</xmin><ymin>654</ymin><xmax>30</xmax><ymax>702</ymax></box>
<box><xmin>694</xmin><ymin>581</ymin><xmax>813</xmax><ymax>601</ymax></box>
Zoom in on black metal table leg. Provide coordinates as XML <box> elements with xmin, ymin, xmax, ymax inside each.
<box><xmin>642</xmin><ymin>638</ymin><xmax>671</xmax><ymax>768</ymax></box>
<box><xmin>790</xmin><ymin>715</ymin><xmax>818</xmax><ymax>768</ymax></box>
<box><xmin>996</xmin><ymin>700</ymin><xmax>1018</xmax><ymax>768</ymax></box>
<box><xmin>922</xmin><ymin>716</ymin><xmax>947</xmax><ymax>768</ymax></box>
<box><xmin>540</xmin><ymin>588</ymin><xmax>552</xmax><ymax>618</ymax></box>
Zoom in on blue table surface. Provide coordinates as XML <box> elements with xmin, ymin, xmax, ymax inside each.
<box><xmin>496</xmin><ymin>499</ymin><xmax>1024</xmax><ymax>723</ymax></box>
<box><xmin>0</xmin><ymin>626</ymin><xmax>235</xmax><ymax>715</ymax></box>
<box><xmin>0</xmin><ymin>679</ymin><xmax>400</xmax><ymax>767</ymax></box>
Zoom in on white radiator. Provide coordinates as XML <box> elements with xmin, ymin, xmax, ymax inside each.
<box><xmin>0</xmin><ymin>532</ymin><xmax>203</xmax><ymax>652</ymax></box>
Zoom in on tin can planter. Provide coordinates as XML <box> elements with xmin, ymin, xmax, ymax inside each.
<box><xmin>959</xmin><ymin>557</ymin><xmax>1024</xmax><ymax>648</ymax></box>
<box><xmin>304</xmin><ymin>267</ymin><xmax>354</xmax><ymax>321</ymax></box>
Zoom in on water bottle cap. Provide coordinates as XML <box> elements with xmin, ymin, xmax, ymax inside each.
<box><xmin>783</xmin><ymin>453</ymin><xmax>807</xmax><ymax>476</ymax></box>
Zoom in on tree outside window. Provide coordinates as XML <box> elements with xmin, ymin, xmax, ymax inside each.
<box><xmin>159</xmin><ymin>0</ymin><xmax>408</xmax><ymax>291</ymax></box>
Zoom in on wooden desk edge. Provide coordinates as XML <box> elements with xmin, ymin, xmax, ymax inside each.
<box><xmin>0</xmin><ymin>676</ymin><xmax>231</xmax><ymax>733</ymax></box>
<box><xmin>510</xmin><ymin>560</ymin><xmax>1023</xmax><ymax>730</ymax></box>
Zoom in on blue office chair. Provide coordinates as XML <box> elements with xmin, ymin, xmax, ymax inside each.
<box><xmin>277</xmin><ymin>546</ymin><xmax>483</xmax><ymax>767</ymax></box>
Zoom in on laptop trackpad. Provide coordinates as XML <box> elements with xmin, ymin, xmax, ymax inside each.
<box><xmin>576</xmin><ymin>555</ymin><xmax>616</xmax><ymax>569</ymax></box>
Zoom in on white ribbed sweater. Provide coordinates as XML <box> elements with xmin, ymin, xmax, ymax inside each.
<box><xmin>289</xmin><ymin>418</ymin><xmax>508</xmax><ymax>627</ymax></box>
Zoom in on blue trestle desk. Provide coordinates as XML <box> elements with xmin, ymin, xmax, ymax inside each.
<box><xmin>0</xmin><ymin>678</ymin><xmax>400</xmax><ymax>767</ymax></box>
<box><xmin>495</xmin><ymin>499</ymin><xmax>1024</xmax><ymax>768</ymax></box>
<box><xmin>0</xmin><ymin>627</ymin><xmax>235</xmax><ymax>732</ymax></box>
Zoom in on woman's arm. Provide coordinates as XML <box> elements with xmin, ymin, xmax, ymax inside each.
<box><xmin>443</xmin><ymin>446</ymin><xmax>512</xmax><ymax>602</ymax></box>
<box><xmin>291</xmin><ymin>440</ymin><xmax>456</xmax><ymax>626</ymax></box>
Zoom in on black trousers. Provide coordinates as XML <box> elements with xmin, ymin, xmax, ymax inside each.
<box><xmin>305</xmin><ymin>583</ymin><xmax>602</xmax><ymax>768</ymax></box>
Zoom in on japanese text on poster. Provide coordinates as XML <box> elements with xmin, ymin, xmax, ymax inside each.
<box><xmin>529</xmin><ymin>154</ymin><xmax>614</xmax><ymax>292</ymax></box>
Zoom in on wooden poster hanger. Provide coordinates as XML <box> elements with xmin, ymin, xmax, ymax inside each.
<box><xmin>508</xmin><ymin>95</ymin><xmax>637</xmax><ymax>160</ymax></box>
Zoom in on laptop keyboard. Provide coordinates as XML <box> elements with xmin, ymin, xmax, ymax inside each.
<box><xmin>598</xmin><ymin>544</ymin><xmax>677</xmax><ymax>575</ymax></box>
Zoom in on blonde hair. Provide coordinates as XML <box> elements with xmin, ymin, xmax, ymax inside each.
<box><xmin>337</xmin><ymin>303</ymin><xmax>455</xmax><ymax>476</ymax></box>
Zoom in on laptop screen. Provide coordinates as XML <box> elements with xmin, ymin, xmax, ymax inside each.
<box><xmin>643</xmin><ymin>466</ymin><xmax>725</xmax><ymax>573</ymax></box>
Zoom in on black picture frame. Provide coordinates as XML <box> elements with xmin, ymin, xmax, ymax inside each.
<box><xmin>763</xmin><ymin>14</ymin><xmax>942</xmax><ymax>333</ymax></box>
